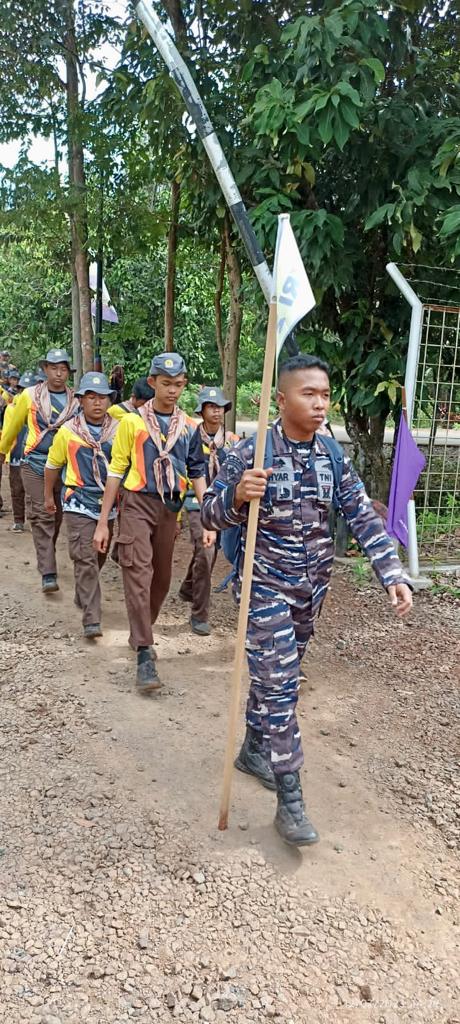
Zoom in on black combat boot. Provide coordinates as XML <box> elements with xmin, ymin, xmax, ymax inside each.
<box><xmin>274</xmin><ymin>771</ymin><xmax>319</xmax><ymax>846</ymax></box>
<box><xmin>234</xmin><ymin>726</ymin><xmax>276</xmax><ymax>790</ymax></box>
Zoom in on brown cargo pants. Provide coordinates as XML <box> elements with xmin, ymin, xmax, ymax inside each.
<box><xmin>178</xmin><ymin>508</ymin><xmax>217</xmax><ymax>622</ymax></box>
<box><xmin>65</xmin><ymin>512</ymin><xmax>113</xmax><ymax>626</ymax></box>
<box><xmin>9</xmin><ymin>465</ymin><xmax>25</xmax><ymax>524</ymax></box>
<box><xmin>117</xmin><ymin>490</ymin><xmax>177</xmax><ymax>650</ymax></box>
<box><xmin>22</xmin><ymin>463</ymin><xmax>62</xmax><ymax>576</ymax></box>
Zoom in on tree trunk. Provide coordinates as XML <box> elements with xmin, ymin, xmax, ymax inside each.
<box><xmin>71</xmin><ymin>259</ymin><xmax>82</xmax><ymax>386</ymax></box>
<box><xmin>222</xmin><ymin>216</ymin><xmax>242</xmax><ymax>432</ymax></box>
<box><xmin>65</xmin><ymin>0</ymin><xmax>93</xmax><ymax>372</ymax></box>
<box><xmin>163</xmin><ymin>0</ymin><xmax>188</xmax><ymax>46</ymax></box>
<box><xmin>164</xmin><ymin>181</ymin><xmax>180</xmax><ymax>352</ymax></box>
<box><xmin>214</xmin><ymin>226</ymin><xmax>226</xmax><ymax>367</ymax></box>
<box><xmin>344</xmin><ymin>410</ymin><xmax>389</xmax><ymax>500</ymax></box>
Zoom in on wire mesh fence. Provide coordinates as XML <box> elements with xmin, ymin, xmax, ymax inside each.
<box><xmin>410</xmin><ymin>297</ymin><xmax>460</xmax><ymax>566</ymax></box>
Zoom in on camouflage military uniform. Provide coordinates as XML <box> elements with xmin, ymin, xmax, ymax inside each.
<box><xmin>202</xmin><ymin>419</ymin><xmax>410</xmax><ymax>776</ymax></box>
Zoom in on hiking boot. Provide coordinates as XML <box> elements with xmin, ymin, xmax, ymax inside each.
<box><xmin>235</xmin><ymin>726</ymin><xmax>276</xmax><ymax>791</ymax></box>
<box><xmin>84</xmin><ymin>623</ymin><xmax>103</xmax><ymax>639</ymax></box>
<box><xmin>12</xmin><ymin>522</ymin><xmax>25</xmax><ymax>532</ymax></box>
<box><xmin>190</xmin><ymin>617</ymin><xmax>211</xmax><ymax>636</ymax></box>
<box><xmin>42</xmin><ymin>573</ymin><xmax>59</xmax><ymax>593</ymax></box>
<box><xmin>136</xmin><ymin>650</ymin><xmax>163</xmax><ymax>695</ymax></box>
<box><xmin>274</xmin><ymin>771</ymin><xmax>319</xmax><ymax>847</ymax></box>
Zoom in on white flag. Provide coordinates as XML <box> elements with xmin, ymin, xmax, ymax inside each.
<box><xmin>89</xmin><ymin>262</ymin><xmax>119</xmax><ymax>323</ymax></box>
<box><xmin>273</xmin><ymin>213</ymin><xmax>315</xmax><ymax>355</ymax></box>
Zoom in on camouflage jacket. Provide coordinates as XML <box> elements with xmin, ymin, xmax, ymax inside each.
<box><xmin>201</xmin><ymin>419</ymin><xmax>409</xmax><ymax>615</ymax></box>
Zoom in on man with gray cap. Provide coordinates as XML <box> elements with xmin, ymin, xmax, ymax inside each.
<box><xmin>44</xmin><ymin>372</ymin><xmax>118</xmax><ymax>638</ymax></box>
<box><xmin>179</xmin><ymin>386</ymin><xmax>238</xmax><ymax>635</ymax></box>
<box><xmin>94</xmin><ymin>352</ymin><xmax>213</xmax><ymax>693</ymax></box>
<box><xmin>0</xmin><ymin>348</ymin><xmax>78</xmax><ymax>591</ymax></box>
<box><xmin>4</xmin><ymin>370</ymin><xmax>39</xmax><ymax>531</ymax></box>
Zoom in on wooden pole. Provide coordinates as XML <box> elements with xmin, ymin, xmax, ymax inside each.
<box><xmin>218</xmin><ymin>300</ymin><xmax>277</xmax><ymax>831</ymax></box>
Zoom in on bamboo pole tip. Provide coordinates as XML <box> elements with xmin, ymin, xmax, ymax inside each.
<box><xmin>218</xmin><ymin>813</ymin><xmax>229</xmax><ymax>831</ymax></box>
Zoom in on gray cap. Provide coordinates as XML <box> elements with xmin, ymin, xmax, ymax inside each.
<box><xmin>75</xmin><ymin>371</ymin><xmax>115</xmax><ymax>398</ymax></box>
<box><xmin>39</xmin><ymin>348</ymin><xmax>75</xmax><ymax>371</ymax></box>
<box><xmin>195</xmin><ymin>386</ymin><xmax>231</xmax><ymax>414</ymax></box>
<box><xmin>19</xmin><ymin>370</ymin><xmax>38</xmax><ymax>388</ymax></box>
<box><xmin>7</xmin><ymin>368</ymin><xmax>20</xmax><ymax>379</ymax></box>
<box><xmin>149</xmin><ymin>352</ymin><xmax>187</xmax><ymax>377</ymax></box>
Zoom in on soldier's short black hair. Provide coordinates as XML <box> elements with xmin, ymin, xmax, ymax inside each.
<box><xmin>277</xmin><ymin>354</ymin><xmax>330</xmax><ymax>386</ymax></box>
<box><xmin>132</xmin><ymin>376</ymin><xmax>155</xmax><ymax>401</ymax></box>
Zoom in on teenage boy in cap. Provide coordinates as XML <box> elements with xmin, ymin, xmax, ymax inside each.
<box><xmin>0</xmin><ymin>348</ymin><xmax>77</xmax><ymax>592</ymax></box>
<box><xmin>109</xmin><ymin>377</ymin><xmax>155</xmax><ymax>420</ymax></box>
<box><xmin>93</xmin><ymin>352</ymin><xmax>213</xmax><ymax>693</ymax></box>
<box><xmin>4</xmin><ymin>370</ymin><xmax>38</xmax><ymax>532</ymax></box>
<box><xmin>7</xmin><ymin>368</ymin><xmax>21</xmax><ymax>394</ymax></box>
<box><xmin>44</xmin><ymin>372</ymin><xmax>118</xmax><ymax>638</ymax></box>
<box><xmin>179</xmin><ymin>386</ymin><xmax>238</xmax><ymax>635</ymax></box>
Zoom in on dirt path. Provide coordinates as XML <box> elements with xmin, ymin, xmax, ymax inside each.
<box><xmin>0</xmin><ymin>514</ymin><xmax>459</xmax><ymax>1024</ymax></box>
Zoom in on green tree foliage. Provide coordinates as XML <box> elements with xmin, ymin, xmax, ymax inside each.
<box><xmin>0</xmin><ymin>0</ymin><xmax>458</xmax><ymax>494</ymax></box>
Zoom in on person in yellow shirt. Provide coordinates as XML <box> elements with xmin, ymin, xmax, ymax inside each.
<box><xmin>93</xmin><ymin>352</ymin><xmax>214</xmax><ymax>695</ymax></box>
<box><xmin>44</xmin><ymin>372</ymin><xmax>118</xmax><ymax>639</ymax></box>
<box><xmin>4</xmin><ymin>370</ymin><xmax>38</xmax><ymax>531</ymax></box>
<box><xmin>0</xmin><ymin>348</ymin><xmax>78</xmax><ymax>592</ymax></box>
<box><xmin>109</xmin><ymin>377</ymin><xmax>155</xmax><ymax>420</ymax></box>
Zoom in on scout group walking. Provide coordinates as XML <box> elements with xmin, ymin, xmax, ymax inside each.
<box><xmin>0</xmin><ymin>347</ymin><xmax>412</xmax><ymax>847</ymax></box>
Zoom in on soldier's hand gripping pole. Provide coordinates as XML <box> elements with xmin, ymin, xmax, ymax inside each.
<box><xmin>218</xmin><ymin>301</ymin><xmax>277</xmax><ymax>830</ymax></box>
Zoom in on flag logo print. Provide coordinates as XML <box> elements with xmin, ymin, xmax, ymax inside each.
<box><xmin>273</xmin><ymin>214</ymin><xmax>316</xmax><ymax>356</ymax></box>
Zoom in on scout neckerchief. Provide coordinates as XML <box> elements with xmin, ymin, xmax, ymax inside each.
<box><xmin>199</xmin><ymin>422</ymin><xmax>225</xmax><ymax>482</ymax></box>
<box><xmin>66</xmin><ymin>411</ymin><xmax>118</xmax><ymax>490</ymax></box>
<box><xmin>138</xmin><ymin>402</ymin><xmax>186</xmax><ymax>502</ymax></box>
<box><xmin>32</xmin><ymin>382</ymin><xmax>78</xmax><ymax>442</ymax></box>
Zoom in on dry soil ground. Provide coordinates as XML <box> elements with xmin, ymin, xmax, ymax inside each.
<box><xmin>0</xmin><ymin>509</ymin><xmax>459</xmax><ymax>1024</ymax></box>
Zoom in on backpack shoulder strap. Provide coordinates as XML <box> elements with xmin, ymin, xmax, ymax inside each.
<box><xmin>317</xmin><ymin>434</ymin><xmax>344</xmax><ymax>496</ymax></box>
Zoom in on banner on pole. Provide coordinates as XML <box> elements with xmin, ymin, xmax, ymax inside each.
<box><xmin>387</xmin><ymin>415</ymin><xmax>426</xmax><ymax>547</ymax></box>
<box><xmin>273</xmin><ymin>214</ymin><xmax>315</xmax><ymax>356</ymax></box>
<box><xmin>89</xmin><ymin>263</ymin><xmax>119</xmax><ymax>324</ymax></box>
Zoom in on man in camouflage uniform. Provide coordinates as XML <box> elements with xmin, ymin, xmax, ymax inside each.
<box><xmin>202</xmin><ymin>355</ymin><xmax>412</xmax><ymax>847</ymax></box>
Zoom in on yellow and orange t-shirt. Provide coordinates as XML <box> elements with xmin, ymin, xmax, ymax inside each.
<box><xmin>108</xmin><ymin>408</ymin><xmax>205</xmax><ymax>510</ymax></box>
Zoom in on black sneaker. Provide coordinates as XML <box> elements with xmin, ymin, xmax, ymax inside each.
<box><xmin>274</xmin><ymin>771</ymin><xmax>319</xmax><ymax>847</ymax></box>
<box><xmin>136</xmin><ymin>651</ymin><xmax>163</xmax><ymax>695</ymax></box>
<box><xmin>235</xmin><ymin>726</ymin><xmax>276</xmax><ymax>790</ymax></box>
<box><xmin>42</xmin><ymin>574</ymin><xmax>59</xmax><ymax>593</ymax></box>
<box><xmin>84</xmin><ymin>623</ymin><xmax>103</xmax><ymax>639</ymax></box>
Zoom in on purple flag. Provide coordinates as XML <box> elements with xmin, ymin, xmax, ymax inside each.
<box><xmin>387</xmin><ymin>416</ymin><xmax>426</xmax><ymax>547</ymax></box>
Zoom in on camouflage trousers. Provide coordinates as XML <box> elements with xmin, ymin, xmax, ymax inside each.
<box><xmin>244</xmin><ymin>583</ymin><xmax>314</xmax><ymax>776</ymax></box>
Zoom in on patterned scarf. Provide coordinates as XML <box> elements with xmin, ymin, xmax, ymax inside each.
<box><xmin>199</xmin><ymin>422</ymin><xmax>225</xmax><ymax>481</ymax></box>
<box><xmin>66</xmin><ymin>411</ymin><xmax>118</xmax><ymax>490</ymax></box>
<box><xmin>138</xmin><ymin>402</ymin><xmax>186</xmax><ymax>501</ymax></box>
<box><xmin>32</xmin><ymin>382</ymin><xmax>78</xmax><ymax>440</ymax></box>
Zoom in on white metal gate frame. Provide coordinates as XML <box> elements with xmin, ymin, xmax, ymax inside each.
<box><xmin>386</xmin><ymin>262</ymin><xmax>460</xmax><ymax>579</ymax></box>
